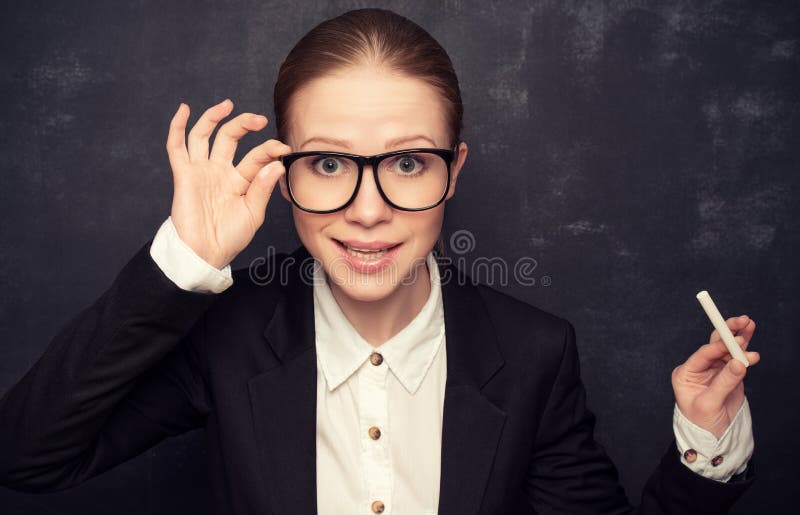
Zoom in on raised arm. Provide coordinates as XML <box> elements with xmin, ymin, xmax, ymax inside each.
<box><xmin>0</xmin><ymin>99</ymin><xmax>290</xmax><ymax>493</ymax></box>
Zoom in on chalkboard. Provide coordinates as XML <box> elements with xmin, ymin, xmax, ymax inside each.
<box><xmin>1</xmin><ymin>1</ymin><xmax>797</xmax><ymax>513</ymax></box>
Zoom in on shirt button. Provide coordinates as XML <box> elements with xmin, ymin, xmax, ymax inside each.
<box><xmin>368</xmin><ymin>426</ymin><xmax>382</xmax><ymax>440</ymax></box>
<box><xmin>369</xmin><ymin>352</ymin><xmax>383</xmax><ymax>366</ymax></box>
<box><xmin>371</xmin><ymin>500</ymin><xmax>385</xmax><ymax>513</ymax></box>
<box><xmin>683</xmin><ymin>449</ymin><xmax>697</xmax><ymax>463</ymax></box>
<box><xmin>711</xmin><ymin>455</ymin><xmax>724</xmax><ymax>467</ymax></box>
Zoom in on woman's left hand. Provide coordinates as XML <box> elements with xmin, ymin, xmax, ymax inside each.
<box><xmin>671</xmin><ymin>315</ymin><xmax>760</xmax><ymax>439</ymax></box>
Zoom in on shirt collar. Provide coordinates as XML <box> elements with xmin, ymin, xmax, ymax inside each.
<box><xmin>313</xmin><ymin>250</ymin><xmax>445</xmax><ymax>395</ymax></box>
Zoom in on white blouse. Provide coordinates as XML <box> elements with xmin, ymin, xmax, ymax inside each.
<box><xmin>311</xmin><ymin>245</ymin><xmax>446</xmax><ymax>514</ymax></box>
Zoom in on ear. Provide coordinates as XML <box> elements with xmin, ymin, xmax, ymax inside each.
<box><xmin>445</xmin><ymin>140</ymin><xmax>468</xmax><ymax>201</ymax></box>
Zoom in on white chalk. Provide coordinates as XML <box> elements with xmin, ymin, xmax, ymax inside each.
<box><xmin>696</xmin><ymin>290</ymin><xmax>749</xmax><ymax>367</ymax></box>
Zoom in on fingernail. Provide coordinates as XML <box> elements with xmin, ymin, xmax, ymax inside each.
<box><xmin>739</xmin><ymin>314</ymin><xmax>748</xmax><ymax>320</ymax></box>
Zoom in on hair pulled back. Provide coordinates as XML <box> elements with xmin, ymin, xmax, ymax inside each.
<box><xmin>273</xmin><ymin>8</ymin><xmax>464</xmax><ymax>150</ymax></box>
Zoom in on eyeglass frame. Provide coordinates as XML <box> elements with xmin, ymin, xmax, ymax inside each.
<box><xmin>278</xmin><ymin>141</ymin><xmax>461</xmax><ymax>214</ymax></box>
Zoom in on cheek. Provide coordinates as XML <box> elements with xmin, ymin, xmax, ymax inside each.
<box><xmin>292</xmin><ymin>209</ymin><xmax>321</xmax><ymax>247</ymax></box>
<box><xmin>292</xmin><ymin>208</ymin><xmax>340</xmax><ymax>250</ymax></box>
<box><xmin>402</xmin><ymin>209</ymin><xmax>445</xmax><ymax>246</ymax></box>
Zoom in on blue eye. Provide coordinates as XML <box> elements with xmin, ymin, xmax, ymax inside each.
<box><xmin>397</xmin><ymin>157</ymin><xmax>417</xmax><ymax>173</ymax></box>
<box><xmin>388</xmin><ymin>154</ymin><xmax>426</xmax><ymax>175</ymax></box>
<box><xmin>312</xmin><ymin>157</ymin><xmax>341</xmax><ymax>174</ymax></box>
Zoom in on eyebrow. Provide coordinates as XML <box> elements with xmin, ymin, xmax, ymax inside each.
<box><xmin>299</xmin><ymin>134</ymin><xmax>438</xmax><ymax>151</ymax></box>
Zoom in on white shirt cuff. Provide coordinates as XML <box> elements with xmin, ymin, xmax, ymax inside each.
<box><xmin>149</xmin><ymin>216</ymin><xmax>234</xmax><ymax>294</ymax></box>
<box><xmin>673</xmin><ymin>397</ymin><xmax>754</xmax><ymax>482</ymax></box>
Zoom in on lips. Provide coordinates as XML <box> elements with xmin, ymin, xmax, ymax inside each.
<box><xmin>331</xmin><ymin>238</ymin><xmax>403</xmax><ymax>273</ymax></box>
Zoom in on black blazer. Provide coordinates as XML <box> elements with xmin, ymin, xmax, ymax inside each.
<box><xmin>0</xmin><ymin>239</ymin><xmax>754</xmax><ymax>514</ymax></box>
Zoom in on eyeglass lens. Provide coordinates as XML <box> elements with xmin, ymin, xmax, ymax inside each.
<box><xmin>287</xmin><ymin>152</ymin><xmax>448</xmax><ymax>211</ymax></box>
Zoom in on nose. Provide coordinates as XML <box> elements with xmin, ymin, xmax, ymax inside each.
<box><xmin>343</xmin><ymin>164</ymin><xmax>393</xmax><ymax>226</ymax></box>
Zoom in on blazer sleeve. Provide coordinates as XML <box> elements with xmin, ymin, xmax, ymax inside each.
<box><xmin>0</xmin><ymin>238</ymin><xmax>218</xmax><ymax>493</ymax></box>
<box><xmin>525</xmin><ymin>319</ymin><xmax>755</xmax><ymax>514</ymax></box>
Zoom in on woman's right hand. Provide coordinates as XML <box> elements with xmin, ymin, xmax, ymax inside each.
<box><xmin>166</xmin><ymin>98</ymin><xmax>291</xmax><ymax>269</ymax></box>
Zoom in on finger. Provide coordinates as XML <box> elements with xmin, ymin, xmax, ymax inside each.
<box><xmin>187</xmin><ymin>99</ymin><xmax>235</xmax><ymax>162</ymax></box>
<box><xmin>734</xmin><ymin>318</ymin><xmax>756</xmax><ymax>340</ymax></box>
<box><xmin>721</xmin><ymin>349</ymin><xmax>760</xmax><ymax>365</ymax></box>
<box><xmin>236</xmin><ymin>139</ymin><xmax>293</xmax><ymax>182</ymax></box>
<box><xmin>209</xmin><ymin>113</ymin><xmax>269</xmax><ymax>164</ymax></box>
<box><xmin>703</xmin><ymin>358</ymin><xmax>748</xmax><ymax>408</ymax></box>
<box><xmin>709</xmin><ymin>315</ymin><xmax>755</xmax><ymax>345</ymax></box>
<box><xmin>711</xmin><ymin>342</ymin><xmax>761</xmax><ymax>368</ymax></box>
<box><xmin>716</xmin><ymin>335</ymin><xmax>753</xmax><ymax>360</ymax></box>
<box><xmin>731</xmin><ymin>334</ymin><xmax>751</xmax><ymax>350</ymax></box>
<box><xmin>244</xmin><ymin>161</ymin><xmax>286</xmax><ymax>227</ymax></box>
<box><xmin>166</xmin><ymin>103</ymin><xmax>190</xmax><ymax>172</ymax></box>
<box><xmin>683</xmin><ymin>339</ymin><xmax>744</xmax><ymax>374</ymax></box>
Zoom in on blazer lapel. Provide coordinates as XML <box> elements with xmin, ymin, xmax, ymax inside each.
<box><xmin>248</xmin><ymin>245</ymin><xmax>319</xmax><ymax>515</ymax></box>
<box><xmin>247</xmin><ymin>246</ymin><xmax>507</xmax><ymax>515</ymax></box>
<box><xmin>437</xmin><ymin>259</ymin><xmax>507</xmax><ymax>515</ymax></box>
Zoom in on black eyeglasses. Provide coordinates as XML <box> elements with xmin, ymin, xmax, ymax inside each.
<box><xmin>279</xmin><ymin>142</ymin><xmax>460</xmax><ymax>213</ymax></box>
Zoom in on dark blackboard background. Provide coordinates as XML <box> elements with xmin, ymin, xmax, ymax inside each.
<box><xmin>1</xmin><ymin>0</ymin><xmax>797</xmax><ymax>513</ymax></box>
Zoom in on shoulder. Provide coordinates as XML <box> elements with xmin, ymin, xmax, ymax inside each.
<box><xmin>471</xmin><ymin>281</ymin><xmax>576</xmax><ymax>370</ymax></box>
<box><xmin>475</xmin><ymin>283</ymin><xmax>570</xmax><ymax>340</ymax></box>
<box><xmin>203</xmin><ymin>249</ymin><xmax>301</xmax><ymax>329</ymax></box>
<box><xmin>447</xmin><ymin>268</ymin><xmax>584</xmax><ymax>402</ymax></box>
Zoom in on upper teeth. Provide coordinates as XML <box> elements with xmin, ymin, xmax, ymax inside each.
<box><xmin>343</xmin><ymin>242</ymin><xmax>389</xmax><ymax>251</ymax></box>
<box><xmin>348</xmin><ymin>245</ymin><xmax>382</xmax><ymax>252</ymax></box>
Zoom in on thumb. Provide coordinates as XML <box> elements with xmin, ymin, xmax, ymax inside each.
<box><xmin>705</xmin><ymin>358</ymin><xmax>747</xmax><ymax>406</ymax></box>
<box><xmin>245</xmin><ymin>160</ymin><xmax>285</xmax><ymax>225</ymax></box>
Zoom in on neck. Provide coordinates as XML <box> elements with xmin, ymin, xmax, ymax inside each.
<box><xmin>328</xmin><ymin>259</ymin><xmax>431</xmax><ymax>347</ymax></box>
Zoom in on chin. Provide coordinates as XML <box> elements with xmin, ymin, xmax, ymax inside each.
<box><xmin>330</xmin><ymin>278</ymin><xmax>402</xmax><ymax>303</ymax></box>
<box><xmin>324</xmin><ymin>256</ymin><xmax>411</xmax><ymax>302</ymax></box>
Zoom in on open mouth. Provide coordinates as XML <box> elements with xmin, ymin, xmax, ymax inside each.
<box><xmin>333</xmin><ymin>239</ymin><xmax>402</xmax><ymax>260</ymax></box>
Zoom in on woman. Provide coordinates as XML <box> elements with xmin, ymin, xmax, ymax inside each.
<box><xmin>0</xmin><ymin>7</ymin><xmax>758</xmax><ymax>514</ymax></box>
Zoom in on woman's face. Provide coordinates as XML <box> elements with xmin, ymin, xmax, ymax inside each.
<box><xmin>279</xmin><ymin>64</ymin><xmax>468</xmax><ymax>303</ymax></box>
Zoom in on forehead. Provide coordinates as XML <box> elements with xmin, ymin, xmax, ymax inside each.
<box><xmin>287</xmin><ymin>66</ymin><xmax>448</xmax><ymax>151</ymax></box>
